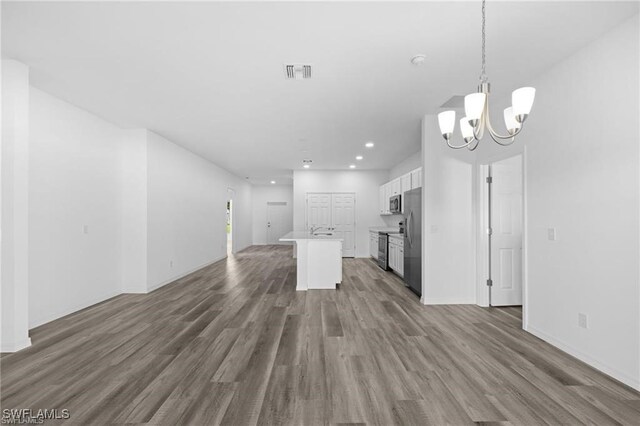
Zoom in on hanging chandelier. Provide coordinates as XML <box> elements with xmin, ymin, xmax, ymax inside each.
<box><xmin>437</xmin><ymin>0</ymin><xmax>536</xmax><ymax>150</ymax></box>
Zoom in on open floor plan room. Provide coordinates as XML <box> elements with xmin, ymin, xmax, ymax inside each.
<box><xmin>1</xmin><ymin>1</ymin><xmax>639</xmax><ymax>425</ymax></box>
<box><xmin>2</xmin><ymin>246</ymin><xmax>639</xmax><ymax>424</ymax></box>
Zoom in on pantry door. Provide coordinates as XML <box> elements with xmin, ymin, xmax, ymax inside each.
<box><xmin>331</xmin><ymin>193</ymin><xmax>355</xmax><ymax>257</ymax></box>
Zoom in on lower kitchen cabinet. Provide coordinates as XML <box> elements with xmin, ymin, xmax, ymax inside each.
<box><xmin>369</xmin><ymin>231</ymin><xmax>379</xmax><ymax>260</ymax></box>
<box><xmin>388</xmin><ymin>235</ymin><xmax>404</xmax><ymax>277</ymax></box>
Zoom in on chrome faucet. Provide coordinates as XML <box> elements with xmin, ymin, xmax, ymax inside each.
<box><xmin>310</xmin><ymin>226</ymin><xmax>325</xmax><ymax>234</ymax></box>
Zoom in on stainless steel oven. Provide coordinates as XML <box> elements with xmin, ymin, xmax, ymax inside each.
<box><xmin>389</xmin><ymin>195</ymin><xmax>401</xmax><ymax>214</ymax></box>
<box><xmin>378</xmin><ymin>232</ymin><xmax>389</xmax><ymax>270</ymax></box>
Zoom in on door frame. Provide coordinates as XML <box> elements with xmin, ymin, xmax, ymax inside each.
<box><xmin>227</xmin><ymin>187</ymin><xmax>235</xmax><ymax>255</ymax></box>
<box><xmin>476</xmin><ymin>150</ymin><xmax>529</xmax><ymax>330</ymax></box>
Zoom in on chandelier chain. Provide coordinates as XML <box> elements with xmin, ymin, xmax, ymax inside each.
<box><xmin>480</xmin><ymin>0</ymin><xmax>487</xmax><ymax>83</ymax></box>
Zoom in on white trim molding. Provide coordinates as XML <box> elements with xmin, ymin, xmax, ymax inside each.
<box><xmin>527</xmin><ymin>325</ymin><xmax>640</xmax><ymax>391</ymax></box>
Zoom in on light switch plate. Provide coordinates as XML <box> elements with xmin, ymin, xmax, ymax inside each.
<box><xmin>578</xmin><ymin>313</ymin><xmax>588</xmax><ymax>329</ymax></box>
<box><xmin>547</xmin><ymin>228</ymin><xmax>557</xmax><ymax>241</ymax></box>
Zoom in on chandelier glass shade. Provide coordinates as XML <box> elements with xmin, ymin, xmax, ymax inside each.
<box><xmin>437</xmin><ymin>0</ymin><xmax>536</xmax><ymax>151</ymax></box>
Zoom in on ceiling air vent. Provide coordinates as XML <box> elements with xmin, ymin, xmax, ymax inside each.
<box><xmin>284</xmin><ymin>64</ymin><xmax>312</xmax><ymax>80</ymax></box>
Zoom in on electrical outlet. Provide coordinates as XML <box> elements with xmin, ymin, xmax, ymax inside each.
<box><xmin>169</xmin><ymin>260</ymin><xmax>173</xmax><ymax>268</ymax></box>
<box><xmin>83</xmin><ymin>225</ymin><xmax>89</xmax><ymax>234</ymax></box>
<box><xmin>578</xmin><ymin>313</ymin><xmax>588</xmax><ymax>329</ymax></box>
<box><xmin>547</xmin><ymin>228</ymin><xmax>557</xmax><ymax>241</ymax></box>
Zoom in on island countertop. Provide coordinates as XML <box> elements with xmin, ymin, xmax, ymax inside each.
<box><xmin>279</xmin><ymin>231</ymin><xmax>344</xmax><ymax>242</ymax></box>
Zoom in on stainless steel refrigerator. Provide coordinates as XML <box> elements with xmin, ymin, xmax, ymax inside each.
<box><xmin>403</xmin><ymin>188</ymin><xmax>422</xmax><ymax>297</ymax></box>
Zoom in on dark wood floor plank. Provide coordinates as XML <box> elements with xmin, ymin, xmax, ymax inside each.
<box><xmin>1</xmin><ymin>245</ymin><xmax>638</xmax><ymax>426</ymax></box>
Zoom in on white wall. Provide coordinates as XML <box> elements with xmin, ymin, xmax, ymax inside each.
<box><xmin>1</xmin><ymin>60</ymin><xmax>31</xmax><ymax>351</ymax></box>
<box><xmin>293</xmin><ymin>170</ymin><xmax>389</xmax><ymax>257</ymax></box>
<box><xmin>120</xmin><ymin>129</ymin><xmax>148</xmax><ymax>293</ymax></box>
<box><xmin>146</xmin><ymin>131</ymin><xmax>253</xmax><ymax>290</ymax></box>
<box><xmin>424</xmin><ymin>15</ymin><xmax>639</xmax><ymax>389</ymax></box>
<box><xmin>517</xmin><ymin>15</ymin><xmax>638</xmax><ymax>389</ymax></box>
<box><xmin>421</xmin><ymin>116</ymin><xmax>477</xmax><ymax>305</ymax></box>
<box><xmin>389</xmin><ymin>151</ymin><xmax>422</xmax><ymax>180</ymax></box>
<box><xmin>251</xmin><ymin>185</ymin><xmax>293</xmax><ymax>245</ymax></box>
<box><xmin>2</xmin><ymin>59</ymin><xmax>255</xmax><ymax>336</ymax></box>
<box><xmin>28</xmin><ymin>87</ymin><xmax>124</xmax><ymax>328</ymax></box>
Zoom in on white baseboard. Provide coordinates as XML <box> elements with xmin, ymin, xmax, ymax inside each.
<box><xmin>526</xmin><ymin>325</ymin><xmax>640</xmax><ymax>391</ymax></box>
<box><xmin>421</xmin><ymin>297</ymin><xmax>475</xmax><ymax>305</ymax></box>
<box><xmin>147</xmin><ymin>255</ymin><xmax>227</xmax><ymax>292</ymax></box>
<box><xmin>1</xmin><ymin>337</ymin><xmax>32</xmax><ymax>353</ymax></box>
<box><xmin>28</xmin><ymin>256</ymin><xmax>228</xmax><ymax>331</ymax></box>
<box><xmin>29</xmin><ymin>289</ymin><xmax>121</xmax><ymax>329</ymax></box>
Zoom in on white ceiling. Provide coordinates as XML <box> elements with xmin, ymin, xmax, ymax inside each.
<box><xmin>2</xmin><ymin>1</ymin><xmax>638</xmax><ymax>184</ymax></box>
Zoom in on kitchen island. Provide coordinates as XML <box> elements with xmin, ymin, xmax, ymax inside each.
<box><xmin>279</xmin><ymin>231</ymin><xmax>343</xmax><ymax>291</ymax></box>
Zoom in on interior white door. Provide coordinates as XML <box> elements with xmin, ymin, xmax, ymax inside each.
<box><xmin>306</xmin><ymin>193</ymin><xmax>332</xmax><ymax>231</ymax></box>
<box><xmin>490</xmin><ymin>156</ymin><xmax>523</xmax><ymax>306</ymax></box>
<box><xmin>266</xmin><ymin>202</ymin><xmax>288</xmax><ymax>244</ymax></box>
<box><xmin>331</xmin><ymin>193</ymin><xmax>356</xmax><ymax>257</ymax></box>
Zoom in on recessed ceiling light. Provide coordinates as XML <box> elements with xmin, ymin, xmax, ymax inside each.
<box><xmin>270</xmin><ymin>180</ymin><xmax>276</xmax><ymax>184</ymax></box>
<box><xmin>411</xmin><ymin>54</ymin><xmax>427</xmax><ymax>66</ymax></box>
<box><xmin>303</xmin><ymin>164</ymin><xmax>310</xmax><ymax>169</ymax></box>
<box><xmin>349</xmin><ymin>164</ymin><xmax>356</xmax><ymax>169</ymax></box>
<box><xmin>365</xmin><ymin>142</ymin><xmax>374</xmax><ymax>148</ymax></box>
<box><xmin>355</xmin><ymin>155</ymin><xmax>363</xmax><ymax>160</ymax></box>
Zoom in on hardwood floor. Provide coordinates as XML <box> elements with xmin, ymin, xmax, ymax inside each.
<box><xmin>2</xmin><ymin>245</ymin><xmax>639</xmax><ymax>425</ymax></box>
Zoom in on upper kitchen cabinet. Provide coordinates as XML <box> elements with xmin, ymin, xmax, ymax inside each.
<box><xmin>411</xmin><ymin>168</ymin><xmax>422</xmax><ymax>189</ymax></box>
<box><xmin>379</xmin><ymin>185</ymin><xmax>387</xmax><ymax>214</ymax></box>
<box><xmin>379</xmin><ymin>167</ymin><xmax>422</xmax><ymax>216</ymax></box>
<box><xmin>390</xmin><ymin>178</ymin><xmax>401</xmax><ymax>196</ymax></box>
<box><xmin>401</xmin><ymin>173</ymin><xmax>411</xmax><ymax>212</ymax></box>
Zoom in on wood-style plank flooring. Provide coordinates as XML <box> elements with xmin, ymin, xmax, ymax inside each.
<box><xmin>1</xmin><ymin>245</ymin><xmax>639</xmax><ymax>425</ymax></box>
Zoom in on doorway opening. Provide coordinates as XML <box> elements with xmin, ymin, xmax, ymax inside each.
<box><xmin>226</xmin><ymin>199</ymin><xmax>233</xmax><ymax>256</ymax></box>
<box><xmin>479</xmin><ymin>154</ymin><xmax>524</xmax><ymax>315</ymax></box>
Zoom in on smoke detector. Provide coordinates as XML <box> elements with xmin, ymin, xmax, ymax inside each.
<box><xmin>411</xmin><ymin>54</ymin><xmax>426</xmax><ymax>66</ymax></box>
<box><xmin>284</xmin><ymin>64</ymin><xmax>312</xmax><ymax>80</ymax></box>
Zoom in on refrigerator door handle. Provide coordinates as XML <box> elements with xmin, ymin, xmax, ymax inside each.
<box><xmin>407</xmin><ymin>210</ymin><xmax>413</xmax><ymax>248</ymax></box>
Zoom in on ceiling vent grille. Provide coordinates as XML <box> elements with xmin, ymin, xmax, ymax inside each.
<box><xmin>284</xmin><ymin>64</ymin><xmax>312</xmax><ymax>80</ymax></box>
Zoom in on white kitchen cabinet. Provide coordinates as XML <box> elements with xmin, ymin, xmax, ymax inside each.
<box><xmin>389</xmin><ymin>242</ymin><xmax>396</xmax><ymax>270</ymax></box>
<box><xmin>384</xmin><ymin>183</ymin><xmax>392</xmax><ymax>213</ymax></box>
<box><xmin>369</xmin><ymin>231</ymin><xmax>379</xmax><ymax>259</ymax></box>
<box><xmin>397</xmin><ymin>246</ymin><xmax>404</xmax><ymax>276</ymax></box>
<box><xmin>388</xmin><ymin>235</ymin><xmax>404</xmax><ymax>277</ymax></box>
<box><xmin>400</xmin><ymin>173</ymin><xmax>411</xmax><ymax>212</ymax></box>
<box><xmin>379</xmin><ymin>168</ymin><xmax>422</xmax><ymax>216</ymax></box>
<box><xmin>391</xmin><ymin>178</ymin><xmax>401</xmax><ymax>196</ymax></box>
<box><xmin>379</xmin><ymin>184</ymin><xmax>389</xmax><ymax>214</ymax></box>
<box><xmin>379</xmin><ymin>183</ymin><xmax>393</xmax><ymax>215</ymax></box>
<box><xmin>411</xmin><ymin>168</ymin><xmax>422</xmax><ymax>189</ymax></box>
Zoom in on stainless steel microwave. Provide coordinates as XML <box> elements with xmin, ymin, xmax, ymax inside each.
<box><xmin>389</xmin><ymin>194</ymin><xmax>401</xmax><ymax>214</ymax></box>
